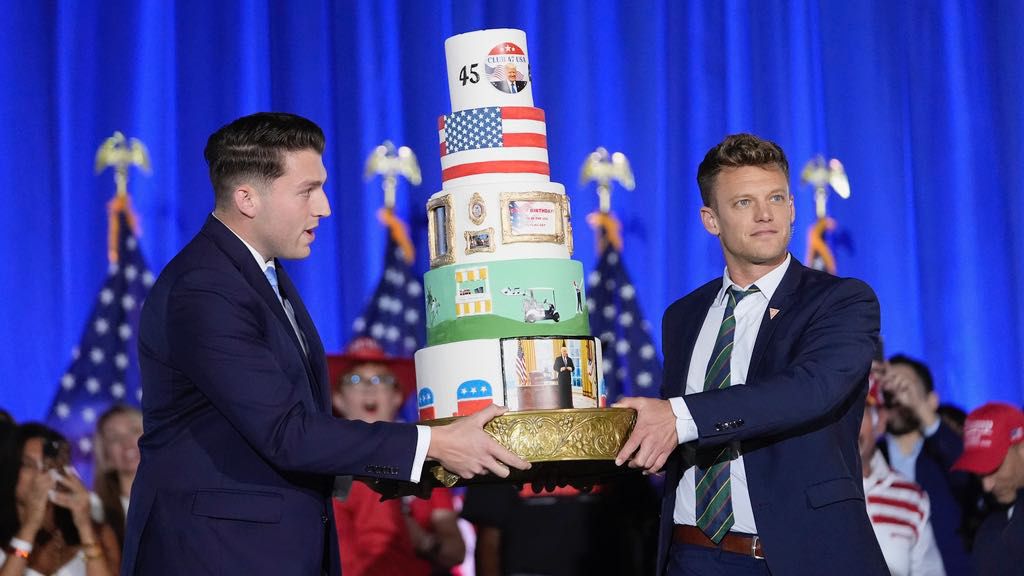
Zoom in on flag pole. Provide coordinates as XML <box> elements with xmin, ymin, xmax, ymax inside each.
<box><xmin>580</xmin><ymin>147</ymin><xmax>634</xmax><ymax>253</ymax></box>
<box><xmin>95</xmin><ymin>132</ymin><xmax>150</xmax><ymax>264</ymax></box>
<box><xmin>800</xmin><ymin>156</ymin><xmax>850</xmax><ymax>274</ymax></box>
<box><xmin>364</xmin><ymin>141</ymin><xmax>421</xmax><ymax>264</ymax></box>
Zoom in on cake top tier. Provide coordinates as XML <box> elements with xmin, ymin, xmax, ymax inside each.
<box><xmin>445</xmin><ymin>29</ymin><xmax>534</xmax><ymax>112</ymax></box>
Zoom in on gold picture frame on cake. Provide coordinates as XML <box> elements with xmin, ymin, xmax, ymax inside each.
<box><xmin>427</xmin><ymin>195</ymin><xmax>456</xmax><ymax>268</ymax></box>
<box><xmin>499</xmin><ymin>191</ymin><xmax>566</xmax><ymax>245</ymax></box>
<box><xmin>561</xmin><ymin>195</ymin><xmax>574</xmax><ymax>256</ymax></box>
<box><xmin>468</xmin><ymin>192</ymin><xmax>487</xmax><ymax>225</ymax></box>
<box><xmin>464</xmin><ymin>227</ymin><xmax>495</xmax><ymax>254</ymax></box>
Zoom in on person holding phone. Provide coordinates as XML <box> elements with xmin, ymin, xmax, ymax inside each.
<box><xmin>0</xmin><ymin>423</ymin><xmax>119</xmax><ymax>576</ymax></box>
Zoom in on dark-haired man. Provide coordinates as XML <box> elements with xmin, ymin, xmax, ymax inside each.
<box><xmin>880</xmin><ymin>354</ymin><xmax>974</xmax><ymax>574</ymax></box>
<box><xmin>121</xmin><ymin>112</ymin><xmax>528</xmax><ymax>576</ymax></box>
<box><xmin>615</xmin><ymin>133</ymin><xmax>886</xmax><ymax>575</ymax></box>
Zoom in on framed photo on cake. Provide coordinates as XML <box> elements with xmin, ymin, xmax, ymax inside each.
<box><xmin>468</xmin><ymin>192</ymin><xmax>487</xmax><ymax>225</ymax></box>
<box><xmin>499</xmin><ymin>191</ymin><xmax>567</xmax><ymax>245</ymax></box>
<box><xmin>427</xmin><ymin>195</ymin><xmax>456</xmax><ymax>268</ymax></box>
<box><xmin>464</xmin><ymin>227</ymin><xmax>495</xmax><ymax>254</ymax></box>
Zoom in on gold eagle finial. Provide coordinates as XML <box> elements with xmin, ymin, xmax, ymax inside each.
<box><xmin>95</xmin><ymin>131</ymin><xmax>151</xmax><ymax>198</ymax></box>
<box><xmin>364</xmin><ymin>141</ymin><xmax>421</xmax><ymax>210</ymax></box>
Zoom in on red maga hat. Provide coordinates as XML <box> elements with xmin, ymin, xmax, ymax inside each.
<box><xmin>952</xmin><ymin>402</ymin><xmax>1024</xmax><ymax>475</ymax></box>
<box><xmin>326</xmin><ymin>337</ymin><xmax>416</xmax><ymax>401</ymax></box>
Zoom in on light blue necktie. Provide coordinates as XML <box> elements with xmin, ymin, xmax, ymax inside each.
<box><xmin>264</xmin><ymin>266</ymin><xmax>283</xmax><ymax>304</ymax></box>
<box><xmin>265</xmin><ymin>265</ymin><xmax>308</xmax><ymax>356</ymax></box>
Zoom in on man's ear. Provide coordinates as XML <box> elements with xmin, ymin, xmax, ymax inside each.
<box><xmin>700</xmin><ymin>206</ymin><xmax>719</xmax><ymax>236</ymax></box>
<box><xmin>234</xmin><ymin>185</ymin><xmax>260</xmax><ymax>219</ymax></box>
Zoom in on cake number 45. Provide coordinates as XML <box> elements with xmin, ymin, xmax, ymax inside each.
<box><xmin>459</xmin><ymin>64</ymin><xmax>480</xmax><ymax>85</ymax></box>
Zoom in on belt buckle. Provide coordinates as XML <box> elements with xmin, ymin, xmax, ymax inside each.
<box><xmin>750</xmin><ymin>534</ymin><xmax>764</xmax><ymax>560</ymax></box>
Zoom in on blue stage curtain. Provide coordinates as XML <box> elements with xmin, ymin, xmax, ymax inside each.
<box><xmin>1</xmin><ymin>0</ymin><xmax>1021</xmax><ymax>420</ymax></box>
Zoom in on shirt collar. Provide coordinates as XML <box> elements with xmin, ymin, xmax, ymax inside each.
<box><xmin>715</xmin><ymin>253</ymin><xmax>791</xmax><ymax>306</ymax></box>
<box><xmin>212</xmin><ymin>212</ymin><xmax>274</xmax><ymax>273</ymax></box>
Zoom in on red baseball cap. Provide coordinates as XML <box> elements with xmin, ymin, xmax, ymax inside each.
<box><xmin>326</xmin><ymin>337</ymin><xmax>416</xmax><ymax>401</ymax></box>
<box><xmin>951</xmin><ymin>402</ymin><xmax>1024</xmax><ymax>475</ymax></box>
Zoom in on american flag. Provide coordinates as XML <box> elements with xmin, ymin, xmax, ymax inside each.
<box><xmin>437</xmin><ymin>106</ymin><xmax>548</xmax><ymax>183</ymax></box>
<box><xmin>515</xmin><ymin>341</ymin><xmax>529</xmax><ymax>387</ymax></box>
<box><xmin>455</xmin><ymin>379</ymin><xmax>493</xmax><ymax>417</ymax></box>
<box><xmin>586</xmin><ymin>246</ymin><xmax>662</xmax><ymax>401</ymax></box>
<box><xmin>46</xmin><ymin>210</ymin><xmax>152</xmax><ymax>483</ymax></box>
<box><xmin>350</xmin><ymin>234</ymin><xmax>425</xmax><ymax>421</ymax></box>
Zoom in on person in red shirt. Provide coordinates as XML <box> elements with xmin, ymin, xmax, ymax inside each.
<box><xmin>328</xmin><ymin>337</ymin><xmax>465</xmax><ymax>576</ymax></box>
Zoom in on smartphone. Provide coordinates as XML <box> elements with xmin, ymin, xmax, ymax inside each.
<box><xmin>39</xmin><ymin>435</ymin><xmax>81</xmax><ymax>545</ymax></box>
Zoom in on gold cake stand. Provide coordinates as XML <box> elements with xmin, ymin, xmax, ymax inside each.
<box><xmin>422</xmin><ymin>407</ymin><xmax>637</xmax><ymax>488</ymax></box>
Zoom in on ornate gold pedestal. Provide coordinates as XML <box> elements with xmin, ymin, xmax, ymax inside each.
<box><xmin>423</xmin><ymin>407</ymin><xmax>637</xmax><ymax>487</ymax></box>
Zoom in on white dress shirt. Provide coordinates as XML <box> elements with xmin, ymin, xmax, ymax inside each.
<box><xmin>670</xmin><ymin>254</ymin><xmax>790</xmax><ymax>532</ymax></box>
<box><xmin>213</xmin><ymin>214</ymin><xmax>430</xmax><ymax>482</ymax></box>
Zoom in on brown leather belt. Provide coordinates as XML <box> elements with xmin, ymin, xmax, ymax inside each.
<box><xmin>673</xmin><ymin>525</ymin><xmax>765</xmax><ymax>560</ymax></box>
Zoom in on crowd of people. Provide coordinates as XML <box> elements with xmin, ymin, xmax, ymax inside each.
<box><xmin>2</xmin><ymin>346</ymin><xmax>1020</xmax><ymax>575</ymax></box>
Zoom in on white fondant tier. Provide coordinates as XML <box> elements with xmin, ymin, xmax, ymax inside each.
<box><xmin>425</xmin><ymin>182</ymin><xmax>572</xmax><ymax>268</ymax></box>
<box><xmin>415</xmin><ymin>336</ymin><xmax>606</xmax><ymax>421</ymax></box>
<box><xmin>445</xmin><ymin>29</ymin><xmax>534</xmax><ymax>113</ymax></box>
<box><xmin>424</xmin><ymin>258</ymin><xmax>589</xmax><ymax>345</ymax></box>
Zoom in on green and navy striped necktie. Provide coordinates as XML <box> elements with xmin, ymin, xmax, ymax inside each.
<box><xmin>695</xmin><ymin>285</ymin><xmax>760</xmax><ymax>543</ymax></box>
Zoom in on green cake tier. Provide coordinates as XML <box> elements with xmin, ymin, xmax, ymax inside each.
<box><xmin>424</xmin><ymin>258</ymin><xmax>590</xmax><ymax>345</ymax></box>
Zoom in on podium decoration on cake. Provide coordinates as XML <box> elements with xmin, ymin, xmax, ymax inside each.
<box><xmin>582</xmin><ymin>148</ymin><xmax>663</xmax><ymax>402</ymax></box>
<box><xmin>415</xmin><ymin>29</ymin><xmax>636</xmax><ymax>486</ymax></box>
<box><xmin>801</xmin><ymin>155</ymin><xmax>850</xmax><ymax>275</ymax></box>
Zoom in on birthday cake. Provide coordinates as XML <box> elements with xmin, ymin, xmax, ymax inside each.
<box><xmin>414</xmin><ymin>29</ymin><xmax>611</xmax><ymax>429</ymax></box>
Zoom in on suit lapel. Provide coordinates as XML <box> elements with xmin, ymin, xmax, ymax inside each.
<box><xmin>275</xmin><ymin>262</ymin><xmax>328</xmax><ymax>410</ymax></box>
<box><xmin>667</xmin><ymin>283</ymin><xmax>719</xmax><ymax>398</ymax></box>
<box><xmin>747</xmin><ymin>257</ymin><xmax>803</xmax><ymax>378</ymax></box>
<box><xmin>201</xmin><ymin>216</ymin><xmax>298</xmax><ymax>341</ymax></box>
<box><xmin>201</xmin><ymin>216</ymin><xmax>326</xmax><ymax>411</ymax></box>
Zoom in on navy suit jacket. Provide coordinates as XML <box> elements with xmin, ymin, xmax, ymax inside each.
<box><xmin>122</xmin><ymin>216</ymin><xmax>418</xmax><ymax>575</ymax></box>
<box><xmin>656</xmin><ymin>258</ymin><xmax>889</xmax><ymax>575</ymax></box>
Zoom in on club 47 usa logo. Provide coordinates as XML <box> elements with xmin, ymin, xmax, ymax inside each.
<box><xmin>485</xmin><ymin>42</ymin><xmax>529</xmax><ymax>94</ymax></box>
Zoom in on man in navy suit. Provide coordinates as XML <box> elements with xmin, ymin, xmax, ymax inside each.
<box><xmin>121</xmin><ymin>112</ymin><xmax>528</xmax><ymax>576</ymax></box>
<box><xmin>615</xmin><ymin>134</ymin><xmax>888</xmax><ymax>575</ymax></box>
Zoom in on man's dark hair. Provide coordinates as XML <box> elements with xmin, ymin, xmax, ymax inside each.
<box><xmin>696</xmin><ymin>133</ymin><xmax>789</xmax><ymax>208</ymax></box>
<box><xmin>204</xmin><ymin>112</ymin><xmax>325</xmax><ymax>207</ymax></box>
<box><xmin>888</xmin><ymin>354</ymin><xmax>935</xmax><ymax>394</ymax></box>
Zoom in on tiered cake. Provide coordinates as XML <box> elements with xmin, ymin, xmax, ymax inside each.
<box><xmin>414</xmin><ymin>29</ymin><xmax>610</xmax><ymax>428</ymax></box>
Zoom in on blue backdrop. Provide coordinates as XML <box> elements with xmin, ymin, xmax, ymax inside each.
<box><xmin>2</xmin><ymin>0</ymin><xmax>1022</xmax><ymax>421</ymax></box>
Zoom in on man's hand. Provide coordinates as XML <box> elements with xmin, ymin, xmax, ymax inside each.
<box><xmin>613</xmin><ymin>397</ymin><xmax>678</xmax><ymax>474</ymax></box>
<box><xmin>428</xmin><ymin>404</ymin><xmax>531</xmax><ymax>479</ymax></box>
<box><xmin>882</xmin><ymin>368</ymin><xmax>938</xmax><ymax>430</ymax></box>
